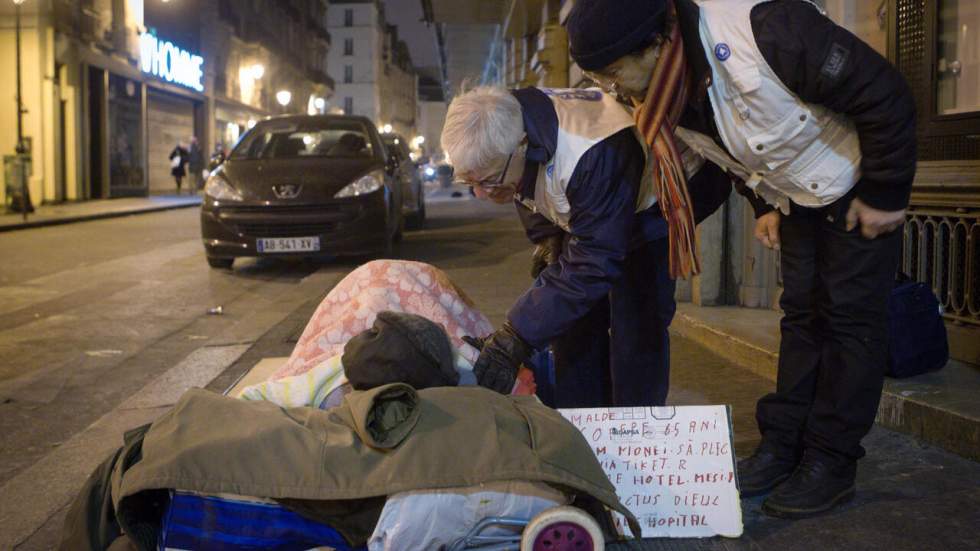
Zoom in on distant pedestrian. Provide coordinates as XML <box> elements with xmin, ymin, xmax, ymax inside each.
<box><xmin>188</xmin><ymin>136</ymin><xmax>204</xmax><ymax>190</ymax></box>
<box><xmin>169</xmin><ymin>141</ymin><xmax>190</xmax><ymax>194</ymax></box>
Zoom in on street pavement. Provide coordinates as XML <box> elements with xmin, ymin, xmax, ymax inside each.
<box><xmin>0</xmin><ymin>196</ymin><xmax>978</xmax><ymax>550</ymax></box>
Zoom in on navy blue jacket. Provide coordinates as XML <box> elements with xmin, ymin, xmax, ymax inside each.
<box><xmin>507</xmin><ymin>88</ymin><xmax>730</xmax><ymax>349</ymax></box>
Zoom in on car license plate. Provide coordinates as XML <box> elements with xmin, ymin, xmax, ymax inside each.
<box><xmin>256</xmin><ymin>236</ymin><xmax>320</xmax><ymax>253</ymax></box>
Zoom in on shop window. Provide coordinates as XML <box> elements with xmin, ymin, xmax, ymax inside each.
<box><xmin>936</xmin><ymin>1</ymin><xmax>979</xmax><ymax>115</ymax></box>
<box><xmin>344</xmin><ymin>65</ymin><xmax>353</xmax><ymax>83</ymax></box>
<box><xmin>345</xmin><ymin>38</ymin><xmax>354</xmax><ymax>56</ymax></box>
<box><xmin>345</xmin><ymin>9</ymin><xmax>353</xmax><ymax>27</ymax></box>
<box><xmin>894</xmin><ymin>0</ymin><xmax>980</xmax><ymax>159</ymax></box>
<box><xmin>344</xmin><ymin>97</ymin><xmax>353</xmax><ymax>115</ymax></box>
<box><xmin>107</xmin><ymin>75</ymin><xmax>144</xmax><ymax>195</ymax></box>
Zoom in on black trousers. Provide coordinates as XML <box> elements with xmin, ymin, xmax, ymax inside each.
<box><xmin>756</xmin><ymin>197</ymin><xmax>902</xmax><ymax>469</ymax></box>
<box><xmin>550</xmin><ymin>238</ymin><xmax>677</xmax><ymax>408</ymax></box>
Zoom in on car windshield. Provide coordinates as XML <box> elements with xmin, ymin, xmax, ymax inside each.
<box><xmin>230</xmin><ymin>119</ymin><xmax>376</xmax><ymax>160</ymax></box>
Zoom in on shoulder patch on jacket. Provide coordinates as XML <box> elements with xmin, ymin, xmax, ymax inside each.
<box><xmin>821</xmin><ymin>42</ymin><xmax>850</xmax><ymax>80</ymax></box>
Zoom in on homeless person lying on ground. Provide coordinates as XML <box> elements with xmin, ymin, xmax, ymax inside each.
<box><xmin>258</xmin><ymin>259</ymin><xmax>536</xmax><ymax>405</ymax></box>
<box><xmin>60</xmin><ymin>260</ymin><xmax>628</xmax><ymax>550</ymax></box>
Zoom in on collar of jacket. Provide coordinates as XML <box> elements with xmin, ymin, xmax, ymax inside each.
<box><xmin>511</xmin><ymin>87</ymin><xmax>558</xmax><ymax>199</ymax></box>
<box><xmin>345</xmin><ymin>383</ymin><xmax>421</xmax><ymax>449</ymax></box>
<box><xmin>676</xmin><ymin>0</ymin><xmax>712</xmax><ymax>109</ymax></box>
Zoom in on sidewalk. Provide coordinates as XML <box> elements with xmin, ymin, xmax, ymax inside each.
<box><xmin>671</xmin><ymin>303</ymin><xmax>980</xmax><ymax>462</ymax></box>
<box><xmin>0</xmin><ymin>194</ymin><xmax>202</xmax><ymax>232</ymax></box>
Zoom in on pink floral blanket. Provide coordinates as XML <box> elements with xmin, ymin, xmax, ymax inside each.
<box><xmin>275</xmin><ymin>260</ymin><xmax>494</xmax><ymax>381</ymax></box>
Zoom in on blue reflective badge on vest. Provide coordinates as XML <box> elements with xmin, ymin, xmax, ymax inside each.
<box><xmin>714</xmin><ymin>43</ymin><xmax>731</xmax><ymax>61</ymax></box>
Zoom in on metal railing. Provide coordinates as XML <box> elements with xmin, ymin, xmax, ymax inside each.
<box><xmin>903</xmin><ymin>208</ymin><xmax>980</xmax><ymax>326</ymax></box>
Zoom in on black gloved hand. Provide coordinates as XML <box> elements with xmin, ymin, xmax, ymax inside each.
<box><xmin>461</xmin><ymin>335</ymin><xmax>487</xmax><ymax>351</ymax></box>
<box><xmin>472</xmin><ymin>322</ymin><xmax>534</xmax><ymax>394</ymax></box>
<box><xmin>530</xmin><ymin>234</ymin><xmax>564</xmax><ymax>279</ymax></box>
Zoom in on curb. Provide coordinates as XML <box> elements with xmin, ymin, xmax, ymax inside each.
<box><xmin>671</xmin><ymin>305</ymin><xmax>980</xmax><ymax>462</ymax></box>
<box><xmin>671</xmin><ymin>309</ymin><xmax>779</xmax><ymax>379</ymax></box>
<box><xmin>0</xmin><ymin>200</ymin><xmax>202</xmax><ymax>233</ymax></box>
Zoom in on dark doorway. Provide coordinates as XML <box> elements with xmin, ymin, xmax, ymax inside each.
<box><xmin>88</xmin><ymin>66</ymin><xmax>106</xmax><ymax>199</ymax></box>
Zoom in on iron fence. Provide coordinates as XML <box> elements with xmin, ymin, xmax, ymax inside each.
<box><xmin>903</xmin><ymin>208</ymin><xmax>980</xmax><ymax>326</ymax></box>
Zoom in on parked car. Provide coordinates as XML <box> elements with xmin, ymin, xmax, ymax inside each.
<box><xmin>200</xmin><ymin>115</ymin><xmax>404</xmax><ymax>269</ymax></box>
<box><xmin>381</xmin><ymin>133</ymin><xmax>425</xmax><ymax>229</ymax></box>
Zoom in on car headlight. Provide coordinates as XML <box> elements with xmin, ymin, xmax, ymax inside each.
<box><xmin>335</xmin><ymin>171</ymin><xmax>383</xmax><ymax>198</ymax></box>
<box><xmin>204</xmin><ymin>174</ymin><xmax>243</xmax><ymax>201</ymax></box>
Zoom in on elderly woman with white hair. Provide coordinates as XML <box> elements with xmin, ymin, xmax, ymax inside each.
<box><xmin>442</xmin><ymin>86</ymin><xmax>730</xmax><ymax>407</ymax></box>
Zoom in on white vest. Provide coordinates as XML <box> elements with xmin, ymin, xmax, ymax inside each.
<box><xmin>676</xmin><ymin>0</ymin><xmax>862</xmax><ymax>213</ymax></box>
<box><xmin>520</xmin><ymin>88</ymin><xmax>659</xmax><ymax>232</ymax></box>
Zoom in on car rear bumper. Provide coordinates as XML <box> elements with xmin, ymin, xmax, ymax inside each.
<box><xmin>201</xmin><ymin>194</ymin><xmax>389</xmax><ymax>258</ymax></box>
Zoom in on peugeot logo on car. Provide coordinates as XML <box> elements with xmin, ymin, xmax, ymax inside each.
<box><xmin>272</xmin><ymin>184</ymin><xmax>301</xmax><ymax>199</ymax></box>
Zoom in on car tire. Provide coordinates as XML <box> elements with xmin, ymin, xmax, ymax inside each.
<box><xmin>405</xmin><ymin>192</ymin><xmax>426</xmax><ymax>230</ymax></box>
<box><xmin>381</xmin><ymin>231</ymin><xmax>394</xmax><ymax>257</ymax></box>
<box><xmin>393</xmin><ymin>215</ymin><xmax>405</xmax><ymax>243</ymax></box>
<box><xmin>207</xmin><ymin>256</ymin><xmax>234</xmax><ymax>269</ymax></box>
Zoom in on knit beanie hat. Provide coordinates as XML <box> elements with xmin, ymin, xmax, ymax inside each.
<box><xmin>566</xmin><ymin>0</ymin><xmax>669</xmax><ymax>71</ymax></box>
<box><xmin>343</xmin><ymin>311</ymin><xmax>458</xmax><ymax>390</ymax></box>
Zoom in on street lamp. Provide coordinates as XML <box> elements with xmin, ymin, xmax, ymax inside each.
<box><xmin>12</xmin><ymin>0</ymin><xmax>32</xmax><ymax>218</ymax></box>
<box><xmin>276</xmin><ymin>90</ymin><xmax>292</xmax><ymax>109</ymax></box>
<box><xmin>381</xmin><ymin>124</ymin><xmax>392</xmax><ymax>134</ymax></box>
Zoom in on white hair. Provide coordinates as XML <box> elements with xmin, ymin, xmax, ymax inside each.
<box><xmin>441</xmin><ymin>86</ymin><xmax>524</xmax><ymax>174</ymax></box>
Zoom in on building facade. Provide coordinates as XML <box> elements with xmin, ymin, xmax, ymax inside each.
<box><xmin>0</xmin><ymin>0</ymin><xmax>333</xmax><ymax>204</ymax></box>
<box><xmin>327</xmin><ymin>0</ymin><xmax>418</xmax><ymax>139</ymax></box>
<box><xmin>416</xmin><ymin>70</ymin><xmax>447</xmax><ymax>160</ymax></box>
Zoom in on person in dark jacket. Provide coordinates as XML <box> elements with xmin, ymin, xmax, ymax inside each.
<box><xmin>566</xmin><ymin>0</ymin><xmax>915</xmax><ymax>518</ymax></box>
<box><xmin>187</xmin><ymin>136</ymin><xmax>204</xmax><ymax>191</ymax></box>
<box><xmin>441</xmin><ymin>86</ymin><xmax>730</xmax><ymax>408</ymax></box>
<box><xmin>169</xmin><ymin>141</ymin><xmax>190</xmax><ymax>194</ymax></box>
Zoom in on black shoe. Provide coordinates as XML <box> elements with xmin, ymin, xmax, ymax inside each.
<box><xmin>736</xmin><ymin>449</ymin><xmax>798</xmax><ymax>498</ymax></box>
<box><xmin>762</xmin><ymin>454</ymin><xmax>855</xmax><ymax>519</ymax></box>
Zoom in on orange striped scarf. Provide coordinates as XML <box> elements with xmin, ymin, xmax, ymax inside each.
<box><xmin>632</xmin><ymin>11</ymin><xmax>699</xmax><ymax>279</ymax></box>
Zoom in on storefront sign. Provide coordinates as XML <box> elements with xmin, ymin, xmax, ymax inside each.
<box><xmin>560</xmin><ymin>405</ymin><xmax>742</xmax><ymax>538</ymax></box>
<box><xmin>139</xmin><ymin>33</ymin><xmax>204</xmax><ymax>92</ymax></box>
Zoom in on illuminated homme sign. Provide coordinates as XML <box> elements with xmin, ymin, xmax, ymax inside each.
<box><xmin>139</xmin><ymin>33</ymin><xmax>204</xmax><ymax>92</ymax></box>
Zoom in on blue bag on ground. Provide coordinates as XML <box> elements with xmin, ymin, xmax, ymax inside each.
<box><xmin>158</xmin><ymin>490</ymin><xmax>363</xmax><ymax>551</ymax></box>
<box><xmin>887</xmin><ymin>275</ymin><xmax>948</xmax><ymax>378</ymax></box>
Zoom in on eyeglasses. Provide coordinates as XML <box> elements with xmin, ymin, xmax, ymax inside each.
<box><xmin>454</xmin><ymin>152</ymin><xmax>514</xmax><ymax>190</ymax></box>
<box><xmin>583</xmin><ymin>69</ymin><xmax>620</xmax><ymax>95</ymax></box>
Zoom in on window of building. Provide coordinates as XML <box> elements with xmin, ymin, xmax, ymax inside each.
<box><xmin>936</xmin><ymin>1</ymin><xmax>979</xmax><ymax>115</ymax></box>
<box><xmin>344</xmin><ymin>65</ymin><xmax>353</xmax><ymax>83</ymax></box>
<box><xmin>344</xmin><ymin>9</ymin><xmax>353</xmax><ymax>27</ymax></box>
<box><xmin>344</xmin><ymin>97</ymin><xmax>353</xmax><ymax>115</ymax></box>
<box><xmin>344</xmin><ymin>38</ymin><xmax>354</xmax><ymax>56</ymax></box>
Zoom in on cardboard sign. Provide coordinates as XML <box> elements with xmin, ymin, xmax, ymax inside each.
<box><xmin>559</xmin><ymin>406</ymin><xmax>742</xmax><ymax>538</ymax></box>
